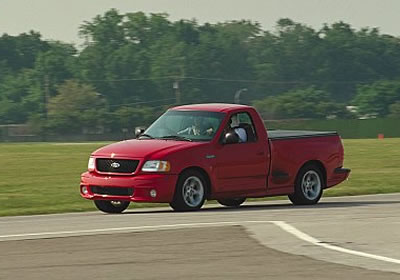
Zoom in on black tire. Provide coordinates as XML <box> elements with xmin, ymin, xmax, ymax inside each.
<box><xmin>94</xmin><ymin>200</ymin><xmax>130</xmax><ymax>214</ymax></box>
<box><xmin>217</xmin><ymin>198</ymin><xmax>246</xmax><ymax>207</ymax></box>
<box><xmin>288</xmin><ymin>164</ymin><xmax>324</xmax><ymax>205</ymax></box>
<box><xmin>170</xmin><ymin>170</ymin><xmax>207</xmax><ymax>211</ymax></box>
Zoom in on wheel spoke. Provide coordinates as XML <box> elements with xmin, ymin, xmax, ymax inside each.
<box><xmin>181</xmin><ymin>175</ymin><xmax>205</xmax><ymax>207</ymax></box>
<box><xmin>301</xmin><ymin>170</ymin><xmax>322</xmax><ymax>200</ymax></box>
<box><xmin>311</xmin><ymin>184</ymin><xmax>317</xmax><ymax>192</ymax></box>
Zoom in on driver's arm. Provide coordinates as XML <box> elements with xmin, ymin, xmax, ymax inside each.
<box><xmin>177</xmin><ymin>127</ymin><xmax>191</xmax><ymax>135</ymax></box>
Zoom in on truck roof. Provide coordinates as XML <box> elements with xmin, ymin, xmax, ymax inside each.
<box><xmin>171</xmin><ymin>103</ymin><xmax>252</xmax><ymax>113</ymax></box>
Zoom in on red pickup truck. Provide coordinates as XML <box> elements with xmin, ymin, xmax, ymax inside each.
<box><xmin>80</xmin><ymin>104</ymin><xmax>350</xmax><ymax>213</ymax></box>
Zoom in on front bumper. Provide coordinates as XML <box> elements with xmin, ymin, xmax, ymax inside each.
<box><xmin>80</xmin><ymin>172</ymin><xmax>178</xmax><ymax>203</ymax></box>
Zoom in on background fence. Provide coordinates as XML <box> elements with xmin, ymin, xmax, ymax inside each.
<box><xmin>266</xmin><ymin>118</ymin><xmax>400</xmax><ymax>139</ymax></box>
<box><xmin>1</xmin><ymin>118</ymin><xmax>399</xmax><ymax>142</ymax></box>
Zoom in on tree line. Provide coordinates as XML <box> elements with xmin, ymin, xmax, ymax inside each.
<box><xmin>1</xmin><ymin>9</ymin><xmax>400</xmax><ymax>135</ymax></box>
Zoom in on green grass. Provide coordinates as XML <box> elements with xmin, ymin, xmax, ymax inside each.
<box><xmin>0</xmin><ymin>143</ymin><xmax>104</xmax><ymax>216</ymax></box>
<box><xmin>0</xmin><ymin>142</ymin><xmax>164</xmax><ymax>216</ymax></box>
<box><xmin>0</xmin><ymin>139</ymin><xmax>399</xmax><ymax>216</ymax></box>
<box><xmin>324</xmin><ymin>138</ymin><xmax>400</xmax><ymax>196</ymax></box>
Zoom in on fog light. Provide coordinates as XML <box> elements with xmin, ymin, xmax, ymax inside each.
<box><xmin>150</xmin><ymin>189</ymin><xmax>157</xmax><ymax>198</ymax></box>
<box><xmin>82</xmin><ymin>186</ymin><xmax>89</xmax><ymax>195</ymax></box>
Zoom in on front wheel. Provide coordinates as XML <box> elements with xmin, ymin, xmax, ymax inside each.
<box><xmin>288</xmin><ymin>164</ymin><xmax>324</xmax><ymax>205</ymax></box>
<box><xmin>94</xmin><ymin>200</ymin><xmax>130</xmax><ymax>214</ymax></box>
<box><xmin>170</xmin><ymin>170</ymin><xmax>207</xmax><ymax>211</ymax></box>
<box><xmin>217</xmin><ymin>198</ymin><xmax>246</xmax><ymax>207</ymax></box>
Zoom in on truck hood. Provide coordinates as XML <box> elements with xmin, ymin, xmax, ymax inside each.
<box><xmin>92</xmin><ymin>139</ymin><xmax>205</xmax><ymax>159</ymax></box>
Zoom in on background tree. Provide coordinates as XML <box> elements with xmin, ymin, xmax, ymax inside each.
<box><xmin>2</xmin><ymin>10</ymin><xmax>400</xmax><ymax>132</ymax></box>
<box><xmin>352</xmin><ymin>80</ymin><xmax>400</xmax><ymax>117</ymax></box>
<box><xmin>0</xmin><ymin>31</ymin><xmax>50</xmax><ymax>72</ymax></box>
<box><xmin>388</xmin><ymin>102</ymin><xmax>400</xmax><ymax>118</ymax></box>
<box><xmin>253</xmin><ymin>87</ymin><xmax>351</xmax><ymax>119</ymax></box>
<box><xmin>0</xmin><ymin>70</ymin><xmax>41</xmax><ymax>123</ymax></box>
<box><xmin>46</xmin><ymin>80</ymin><xmax>108</xmax><ymax>133</ymax></box>
<box><xmin>34</xmin><ymin>41</ymin><xmax>77</xmax><ymax>97</ymax></box>
<box><xmin>111</xmin><ymin>106</ymin><xmax>156</xmax><ymax>132</ymax></box>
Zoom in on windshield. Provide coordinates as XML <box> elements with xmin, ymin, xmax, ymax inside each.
<box><xmin>143</xmin><ymin>110</ymin><xmax>225</xmax><ymax>142</ymax></box>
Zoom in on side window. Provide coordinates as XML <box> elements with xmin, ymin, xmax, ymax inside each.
<box><xmin>237</xmin><ymin>112</ymin><xmax>252</xmax><ymax>125</ymax></box>
<box><xmin>233</xmin><ymin>112</ymin><xmax>257</xmax><ymax>143</ymax></box>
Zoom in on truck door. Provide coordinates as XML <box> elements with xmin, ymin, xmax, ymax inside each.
<box><xmin>215</xmin><ymin>112</ymin><xmax>269</xmax><ymax>194</ymax></box>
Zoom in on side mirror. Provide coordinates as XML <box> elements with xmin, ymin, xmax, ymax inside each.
<box><xmin>223</xmin><ymin>131</ymin><xmax>239</xmax><ymax>144</ymax></box>
<box><xmin>134</xmin><ymin>126</ymin><xmax>146</xmax><ymax>138</ymax></box>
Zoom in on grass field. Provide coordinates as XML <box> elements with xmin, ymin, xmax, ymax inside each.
<box><xmin>0</xmin><ymin>139</ymin><xmax>399</xmax><ymax>216</ymax></box>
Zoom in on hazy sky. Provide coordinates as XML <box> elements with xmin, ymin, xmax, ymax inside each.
<box><xmin>1</xmin><ymin>0</ymin><xmax>399</xmax><ymax>46</ymax></box>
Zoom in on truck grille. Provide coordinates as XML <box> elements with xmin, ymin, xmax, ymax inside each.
<box><xmin>96</xmin><ymin>158</ymin><xmax>139</xmax><ymax>174</ymax></box>
<box><xmin>91</xmin><ymin>186</ymin><xmax>134</xmax><ymax>196</ymax></box>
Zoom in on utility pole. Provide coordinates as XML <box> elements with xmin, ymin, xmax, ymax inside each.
<box><xmin>44</xmin><ymin>75</ymin><xmax>50</xmax><ymax>120</ymax></box>
<box><xmin>43</xmin><ymin>74</ymin><xmax>50</xmax><ymax>141</ymax></box>
<box><xmin>173</xmin><ymin>57</ymin><xmax>185</xmax><ymax>105</ymax></box>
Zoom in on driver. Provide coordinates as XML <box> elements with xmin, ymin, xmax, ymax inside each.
<box><xmin>178</xmin><ymin>117</ymin><xmax>213</xmax><ymax>136</ymax></box>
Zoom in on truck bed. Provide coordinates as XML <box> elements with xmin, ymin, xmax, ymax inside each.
<box><xmin>268</xmin><ymin>130</ymin><xmax>338</xmax><ymax>140</ymax></box>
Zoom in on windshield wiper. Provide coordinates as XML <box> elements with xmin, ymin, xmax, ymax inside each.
<box><xmin>158</xmin><ymin>135</ymin><xmax>193</xmax><ymax>142</ymax></box>
<box><xmin>138</xmin><ymin>133</ymin><xmax>155</xmax><ymax>139</ymax></box>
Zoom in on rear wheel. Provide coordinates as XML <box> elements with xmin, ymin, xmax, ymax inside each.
<box><xmin>170</xmin><ymin>170</ymin><xmax>206</xmax><ymax>211</ymax></box>
<box><xmin>94</xmin><ymin>200</ymin><xmax>130</xmax><ymax>213</ymax></box>
<box><xmin>288</xmin><ymin>164</ymin><xmax>324</xmax><ymax>205</ymax></box>
<box><xmin>217</xmin><ymin>198</ymin><xmax>246</xmax><ymax>207</ymax></box>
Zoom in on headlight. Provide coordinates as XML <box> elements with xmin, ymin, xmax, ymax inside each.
<box><xmin>142</xmin><ymin>160</ymin><xmax>170</xmax><ymax>172</ymax></box>
<box><xmin>88</xmin><ymin>157</ymin><xmax>95</xmax><ymax>171</ymax></box>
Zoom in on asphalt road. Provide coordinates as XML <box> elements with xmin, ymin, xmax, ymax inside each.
<box><xmin>0</xmin><ymin>193</ymin><xmax>399</xmax><ymax>280</ymax></box>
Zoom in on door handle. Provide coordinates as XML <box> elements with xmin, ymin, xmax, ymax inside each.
<box><xmin>256</xmin><ymin>151</ymin><xmax>264</xmax><ymax>156</ymax></box>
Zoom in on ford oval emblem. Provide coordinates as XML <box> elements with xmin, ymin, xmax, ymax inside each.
<box><xmin>111</xmin><ymin>162</ymin><xmax>121</xmax><ymax>168</ymax></box>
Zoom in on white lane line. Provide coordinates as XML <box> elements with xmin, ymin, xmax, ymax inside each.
<box><xmin>0</xmin><ymin>221</ymin><xmax>255</xmax><ymax>240</ymax></box>
<box><xmin>2</xmin><ymin>220</ymin><xmax>400</xmax><ymax>265</ymax></box>
<box><xmin>271</xmin><ymin>221</ymin><xmax>400</xmax><ymax>265</ymax></box>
